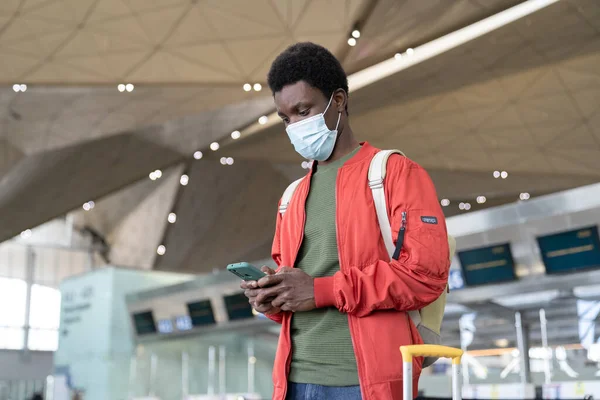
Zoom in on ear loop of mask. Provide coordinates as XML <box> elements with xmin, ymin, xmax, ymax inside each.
<box><xmin>325</xmin><ymin>94</ymin><xmax>342</xmax><ymax>131</ymax></box>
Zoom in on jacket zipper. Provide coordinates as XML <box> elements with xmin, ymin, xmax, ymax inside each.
<box><xmin>282</xmin><ymin>174</ymin><xmax>310</xmax><ymax>399</ymax></box>
<box><xmin>392</xmin><ymin>211</ymin><xmax>407</xmax><ymax>260</ymax></box>
<box><xmin>336</xmin><ymin>169</ymin><xmax>368</xmax><ymax>399</ymax></box>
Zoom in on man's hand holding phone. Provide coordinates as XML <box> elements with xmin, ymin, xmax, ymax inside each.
<box><xmin>242</xmin><ymin>266</ymin><xmax>316</xmax><ymax>313</ymax></box>
<box><xmin>241</xmin><ymin>266</ymin><xmax>281</xmax><ymax>315</ymax></box>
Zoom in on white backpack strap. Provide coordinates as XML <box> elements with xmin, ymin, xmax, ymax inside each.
<box><xmin>368</xmin><ymin>149</ymin><xmax>405</xmax><ymax>258</ymax></box>
<box><xmin>279</xmin><ymin>178</ymin><xmax>303</xmax><ymax>215</ymax></box>
<box><xmin>368</xmin><ymin>150</ymin><xmax>422</xmax><ymax>326</ymax></box>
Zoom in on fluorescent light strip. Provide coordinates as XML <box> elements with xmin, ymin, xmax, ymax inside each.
<box><xmin>349</xmin><ymin>0</ymin><xmax>560</xmax><ymax>91</ymax></box>
<box><xmin>236</xmin><ymin>0</ymin><xmax>561</xmax><ymax>140</ymax></box>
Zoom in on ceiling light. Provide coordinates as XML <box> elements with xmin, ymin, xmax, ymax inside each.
<box><xmin>248</xmin><ymin>356</ymin><xmax>257</xmax><ymax>364</ymax></box>
<box><xmin>501</xmin><ymin>171</ymin><xmax>508</xmax><ymax>179</ymax></box>
<box><xmin>193</xmin><ymin>151</ymin><xmax>203</xmax><ymax>160</ymax></box>
<box><xmin>154</xmin><ymin>170</ymin><xmax>162</xmax><ymax>179</ymax></box>
<box><xmin>394</xmin><ymin>53</ymin><xmax>402</xmax><ymax>61</ymax></box>
<box><xmin>459</xmin><ymin>202</ymin><xmax>465</xmax><ymax>210</ymax></box>
<box><xmin>520</xmin><ymin>192</ymin><xmax>530</xmax><ymax>201</ymax></box>
<box><xmin>243</xmin><ymin>83</ymin><xmax>252</xmax><ymax>92</ymax></box>
<box><xmin>125</xmin><ymin>83</ymin><xmax>134</xmax><ymax>92</ymax></box>
<box><xmin>83</xmin><ymin>202</ymin><xmax>91</xmax><ymax>211</ymax></box>
<box><xmin>301</xmin><ymin>161</ymin><xmax>308</xmax><ymax>169</ymax></box>
<box><xmin>406</xmin><ymin>48</ymin><xmax>414</xmax><ymax>56</ymax></box>
<box><xmin>226</xmin><ymin>157</ymin><xmax>234</xmax><ymax>165</ymax></box>
<box><xmin>258</xmin><ymin>116</ymin><xmax>268</xmax><ymax>125</ymax></box>
<box><xmin>149</xmin><ymin>171</ymin><xmax>157</xmax><ymax>180</ymax></box>
<box><xmin>253</xmin><ymin>83</ymin><xmax>262</xmax><ymax>92</ymax></box>
<box><xmin>157</xmin><ymin>245</ymin><xmax>166</xmax><ymax>256</ymax></box>
<box><xmin>210</xmin><ymin>142</ymin><xmax>220</xmax><ymax>151</ymax></box>
<box><xmin>117</xmin><ymin>84</ymin><xmax>125</xmax><ymax>92</ymax></box>
<box><xmin>20</xmin><ymin>229</ymin><xmax>32</xmax><ymax>239</ymax></box>
<box><xmin>168</xmin><ymin>212</ymin><xmax>177</xmax><ymax>224</ymax></box>
<box><xmin>180</xmin><ymin>174</ymin><xmax>189</xmax><ymax>186</ymax></box>
<box><xmin>220</xmin><ymin>157</ymin><xmax>227</xmax><ymax>165</ymax></box>
<box><xmin>495</xmin><ymin>338</ymin><xmax>510</xmax><ymax>348</ymax></box>
<box><xmin>476</xmin><ymin>196</ymin><xmax>486</xmax><ymax>204</ymax></box>
<box><xmin>12</xmin><ymin>84</ymin><xmax>20</xmax><ymax>92</ymax></box>
<box><xmin>348</xmin><ymin>37</ymin><xmax>357</xmax><ymax>46</ymax></box>
<box><xmin>231</xmin><ymin>131</ymin><xmax>241</xmax><ymax>140</ymax></box>
<box><xmin>441</xmin><ymin>199</ymin><xmax>450</xmax><ymax>207</ymax></box>
<box><xmin>464</xmin><ymin>202</ymin><xmax>472</xmax><ymax>210</ymax></box>
<box><xmin>493</xmin><ymin>170</ymin><xmax>500</xmax><ymax>178</ymax></box>
<box><xmin>352</xmin><ymin>30</ymin><xmax>361</xmax><ymax>39</ymax></box>
<box><xmin>88</xmin><ymin>200</ymin><xmax>95</xmax><ymax>209</ymax></box>
<box><xmin>20</xmin><ymin>84</ymin><xmax>27</xmax><ymax>92</ymax></box>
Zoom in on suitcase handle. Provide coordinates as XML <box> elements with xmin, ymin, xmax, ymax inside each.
<box><xmin>400</xmin><ymin>345</ymin><xmax>464</xmax><ymax>400</ymax></box>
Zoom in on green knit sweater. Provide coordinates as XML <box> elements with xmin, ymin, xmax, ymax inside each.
<box><xmin>289</xmin><ymin>147</ymin><xmax>361</xmax><ymax>386</ymax></box>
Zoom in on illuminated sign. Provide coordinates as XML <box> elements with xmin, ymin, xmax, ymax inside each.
<box><xmin>538</xmin><ymin>226</ymin><xmax>600</xmax><ymax>274</ymax></box>
<box><xmin>186</xmin><ymin>300</ymin><xmax>216</xmax><ymax>327</ymax></box>
<box><xmin>132</xmin><ymin>311</ymin><xmax>156</xmax><ymax>335</ymax></box>
<box><xmin>458</xmin><ymin>243</ymin><xmax>516</xmax><ymax>286</ymax></box>
<box><xmin>175</xmin><ymin>315</ymin><xmax>193</xmax><ymax>331</ymax></box>
<box><xmin>157</xmin><ymin>319</ymin><xmax>173</xmax><ymax>334</ymax></box>
<box><xmin>448</xmin><ymin>269</ymin><xmax>465</xmax><ymax>290</ymax></box>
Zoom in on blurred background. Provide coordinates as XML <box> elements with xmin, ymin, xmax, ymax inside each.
<box><xmin>0</xmin><ymin>0</ymin><xmax>599</xmax><ymax>399</ymax></box>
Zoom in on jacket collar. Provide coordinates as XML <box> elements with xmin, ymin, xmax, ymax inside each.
<box><xmin>309</xmin><ymin>142</ymin><xmax>378</xmax><ymax>175</ymax></box>
<box><xmin>343</xmin><ymin>142</ymin><xmax>378</xmax><ymax>166</ymax></box>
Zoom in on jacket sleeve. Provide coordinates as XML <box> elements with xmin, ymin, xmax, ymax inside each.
<box><xmin>313</xmin><ymin>156</ymin><xmax>450</xmax><ymax>317</ymax></box>
<box><xmin>265</xmin><ymin>200</ymin><xmax>286</xmax><ymax>324</ymax></box>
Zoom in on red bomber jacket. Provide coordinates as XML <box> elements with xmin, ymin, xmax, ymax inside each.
<box><xmin>267</xmin><ymin>142</ymin><xmax>450</xmax><ymax>400</ymax></box>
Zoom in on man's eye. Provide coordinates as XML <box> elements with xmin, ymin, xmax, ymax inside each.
<box><xmin>298</xmin><ymin>109</ymin><xmax>310</xmax><ymax>116</ymax></box>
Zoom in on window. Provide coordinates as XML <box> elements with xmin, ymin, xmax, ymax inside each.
<box><xmin>0</xmin><ymin>277</ymin><xmax>27</xmax><ymax>349</ymax></box>
<box><xmin>28</xmin><ymin>284</ymin><xmax>61</xmax><ymax>351</ymax></box>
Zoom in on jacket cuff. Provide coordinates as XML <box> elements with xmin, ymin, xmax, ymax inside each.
<box><xmin>314</xmin><ymin>276</ymin><xmax>336</xmax><ymax>308</ymax></box>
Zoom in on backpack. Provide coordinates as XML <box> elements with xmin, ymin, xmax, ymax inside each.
<box><xmin>279</xmin><ymin>150</ymin><xmax>456</xmax><ymax>368</ymax></box>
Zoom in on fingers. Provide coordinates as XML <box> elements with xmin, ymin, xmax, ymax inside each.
<box><xmin>273</xmin><ymin>296</ymin><xmax>294</xmax><ymax>312</ymax></box>
<box><xmin>253</xmin><ymin>302</ymin><xmax>274</xmax><ymax>314</ymax></box>
<box><xmin>255</xmin><ymin>285</ymin><xmax>284</xmax><ymax>304</ymax></box>
<box><xmin>261</xmin><ymin>266</ymin><xmax>277</xmax><ymax>275</ymax></box>
<box><xmin>241</xmin><ymin>281</ymin><xmax>259</xmax><ymax>290</ymax></box>
<box><xmin>244</xmin><ymin>288</ymin><xmax>260</xmax><ymax>298</ymax></box>
<box><xmin>264</xmin><ymin>306</ymin><xmax>281</xmax><ymax>316</ymax></box>
<box><xmin>257</xmin><ymin>273</ymin><xmax>284</xmax><ymax>288</ymax></box>
<box><xmin>240</xmin><ymin>280</ymin><xmax>252</xmax><ymax>289</ymax></box>
<box><xmin>271</xmin><ymin>295</ymin><xmax>286</xmax><ymax>309</ymax></box>
<box><xmin>277</xmin><ymin>266</ymin><xmax>294</xmax><ymax>274</ymax></box>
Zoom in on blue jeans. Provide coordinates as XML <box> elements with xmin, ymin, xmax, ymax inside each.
<box><xmin>286</xmin><ymin>382</ymin><xmax>362</xmax><ymax>400</ymax></box>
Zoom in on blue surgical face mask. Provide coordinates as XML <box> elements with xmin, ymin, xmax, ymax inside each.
<box><xmin>285</xmin><ymin>95</ymin><xmax>341</xmax><ymax>161</ymax></box>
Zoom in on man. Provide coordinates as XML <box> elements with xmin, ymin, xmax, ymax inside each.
<box><xmin>242</xmin><ymin>42</ymin><xmax>449</xmax><ymax>400</ymax></box>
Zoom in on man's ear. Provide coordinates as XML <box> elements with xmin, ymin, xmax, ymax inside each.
<box><xmin>333</xmin><ymin>89</ymin><xmax>347</xmax><ymax>113</ymax></box>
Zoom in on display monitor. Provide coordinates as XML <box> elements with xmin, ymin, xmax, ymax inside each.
<box><xmin>223</xmin><ymin>292</ymin><xmax>255</xmax><ymax>321</ymax></box>
<box><xmin>132</xmin><ymin>311</ymin><xmax>156</xmax><ymax>335</ymax></box>
<box><xmin>186</xmin><ymin>299</ymin><xmax>216</xmax><ymax>327</ymax></box>
<box><xmin>458</xmin><ymin>243</ymin><xmax>516</xmax><ymax>286</ymax></box>
<box><xmin>538</xmin><ymin>226</ymin><xmax>600</xmax><ymax>274</ymax></box>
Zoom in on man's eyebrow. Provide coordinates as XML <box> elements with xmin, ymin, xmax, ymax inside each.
<box><xmin>294</xmin><ymin>101</ymin><xmax>310</xmax><ymax>109</ymax></box>
<box><xmin>277</xmin><ymin>102</ymin><xmax>310</xmax><ymax>117</ymax></box>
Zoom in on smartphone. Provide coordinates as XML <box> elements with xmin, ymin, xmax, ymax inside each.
<box><xmin>227</xmin><ymin>262</ymin><xmax>266</xmax><ymax>281</ymax></box>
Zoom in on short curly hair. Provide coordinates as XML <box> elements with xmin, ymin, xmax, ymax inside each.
<box><xmin>267</xmin><ymin>42</ymin><xmax>349</xmax><ymax>108</ymax></box>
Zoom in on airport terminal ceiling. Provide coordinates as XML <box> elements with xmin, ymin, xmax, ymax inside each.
<box><xmin>0</xmin><ymin>0</ymin><xmax>598</xmax><ymax>272</ymax></box>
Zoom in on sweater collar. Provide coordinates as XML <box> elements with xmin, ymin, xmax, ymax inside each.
<box><xmin>309</xmin><ymin>142</ymin><xmax>378</xmax><ymax>175</ymax></box>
